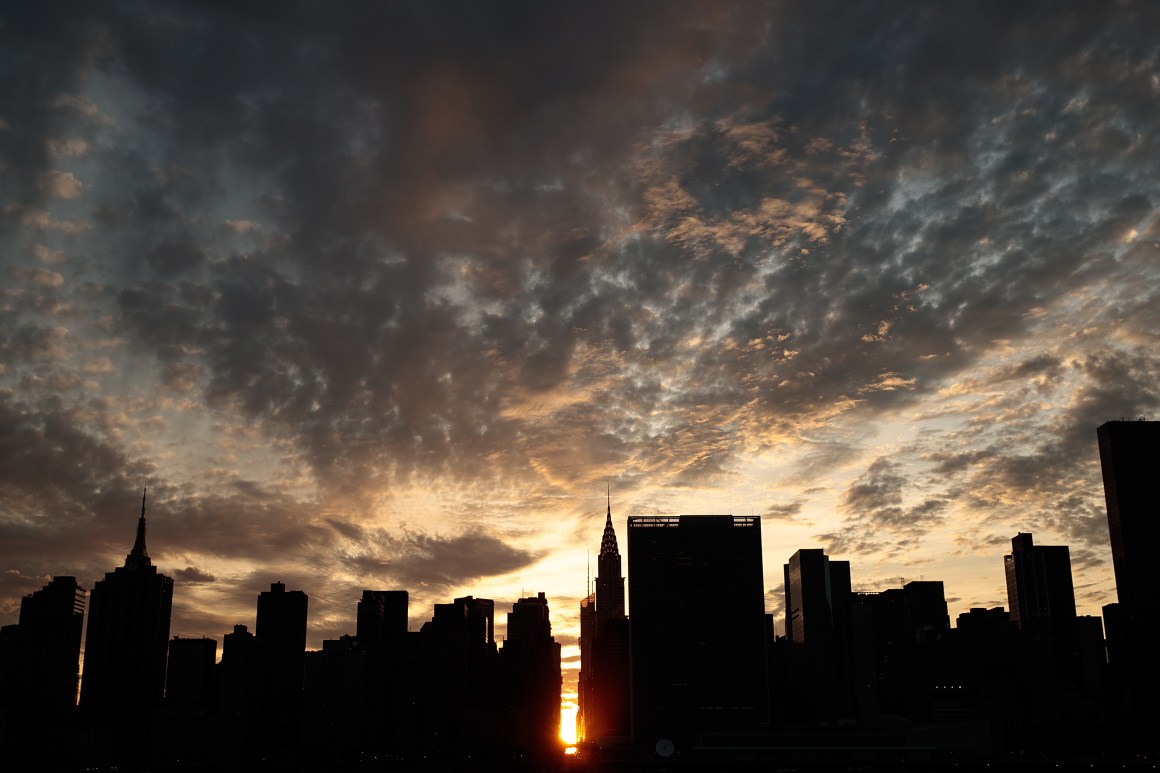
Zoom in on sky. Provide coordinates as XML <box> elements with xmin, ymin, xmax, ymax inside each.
<box><xmin>2</xmin><ymin>0</ymin><xmax>1159</xmax><ymax>722</ymax></box>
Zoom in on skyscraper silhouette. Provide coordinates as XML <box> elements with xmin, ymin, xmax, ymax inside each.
<box><xmin>421</xmin><ymin>595</ymin><xmax>497</xmax><ymax>750</ymax></box>
<box><xmin>579</xmin><ymin>496</ymin><xmax>631</xmax><ymax>741</ymax></box>
<box><xmin>1003</xmin><ymin>533</ymin><xmax>1080</xmax><ymax>724</ymax></box>
<box><xmin>0</xmin><ymin>576</ymin><xmax>85</xmax><ymax>760</ymax></box>
<box><xmin>784</xmin><ymin>548</ymin><xmax>854</xmax><ymax>724</ymax></box>
<box><xmin>1004</xmin><ymin>533</ymin><xmax>1077</xmax><ymax>630</ymax></box>
<box><xmin>79</xmin><ymin>490</ymin><xmax>173</xmax><ymax>761</ymax></box>
<box><xmin>356</xmin><ymin>589</ymin><xmax>408</xmax><ymax>650</ymax></box>
<box><xmin>596</xmin><ymin>494</ymin><xmax>625</xmax><ymax>626</ymax></box>
<box><xmin>577</xmin><ymin>590</ymin><xmax>596</xmax><ymax>740</ymax></box>
<box><xmin>628</xmin><ymin>515</ymin><xmax>769</xmax><ymax>748</ymax></box>
<box><xmin>254</xmin><ymin>581</ymin><xmax>308</xmax><ymax>748</ymax></box>
<box><xmin>501</xmin><ymin>593</ymin><xmax>562</xmax><ymax>754</ymax></box>
<box><xmin>1097</xmin><ymin>420</ymin><xmax>1160</xmax><ymax>744</ymax></box>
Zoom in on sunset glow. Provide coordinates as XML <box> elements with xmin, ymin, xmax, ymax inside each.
<box><xmin>3</xmin><ymin>3</ymin><xmax>1159</xmax><ymax>740</ymax></box>
<box><xmin>560</xmin><ymin>705</ymin><xmax>578</xmax><ymax>745</ymax></box>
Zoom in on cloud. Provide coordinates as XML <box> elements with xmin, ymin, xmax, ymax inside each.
<box><xmin>39</xmin><ymin>170</ymin><xmax>83</xmax><ymax>199</ymax></box>
<box><xmin>2</xmin><ymin>0</ymin><xmax>1159</xmax><ymax>640</ymax></box>
<box><xmin>173</xmin><ymin>566</ymin><xmax>216</xmax><ymax>584</ymax></box>
<box><xmin>763</xmin><ymin>501</ymin><xmax>803</xmax><ymax>520</ymax></box>
<box><xmin>342</xmin><ymin>529</ymin><xmax>542</xmax><ymax>592</ymax></box>
<box><xmin>819</xmin><ymin>457</ymin><xmax>950</xmax><ymax>558</ymax></box>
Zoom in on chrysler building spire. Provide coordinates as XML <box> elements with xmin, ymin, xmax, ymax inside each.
<box><xmin>595</xmin><ymin>489</ymin><xmax>625</xmax><ymax>622</ymax></box>
<box><xmin>600</xmin><ymin>487</ymin><xmax>619</xmax><ymax>558</ymax></box>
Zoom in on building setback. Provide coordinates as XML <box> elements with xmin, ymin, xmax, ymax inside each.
<box><xmin>628</xmin><ymin>515</ymin><xmax>769</xmax><ymax>748</ymax></box>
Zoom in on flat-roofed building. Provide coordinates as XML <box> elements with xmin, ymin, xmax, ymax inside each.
<box><xmin>628</xmin><ymin>515</ymin><xmax>769</xmax><ymax>748</ymax></box>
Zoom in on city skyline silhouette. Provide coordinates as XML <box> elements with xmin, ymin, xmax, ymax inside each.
<box><xmin>3</xmin><ymin>1</ymin><xmax>1160</xmax><ymax>768</ymax></box>
<box><xmin>1</xmin><ymin>420</ymin><xmax>1156</xmax><ymax>768</ymax></box>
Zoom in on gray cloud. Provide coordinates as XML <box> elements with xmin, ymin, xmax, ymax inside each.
<box><xmin>3</xmin><ymin>1</ymin><xmax>1159</xmax><ymax>636</ymax></box>
<box><xmin>820</xmin><ymin>458</ymin><xmax>950</xmax><ymax>557</ymax></box>
<box><xmin>341</xmin><ymin>529</ymin><xmax>541</xmax><ymax>592</ymax></box>
<box><xmin>172</xmin><ymin>566</ymin><xmax>216</xmax><ymax>584</ymax></box>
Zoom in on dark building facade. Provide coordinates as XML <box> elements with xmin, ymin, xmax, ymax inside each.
<box><xmin>1005</xmin><ymin>533</ymin><xmax>1077</xmax><ymax>631</ymax></box>
<box><xmin>501</xmin><ymin>593</ymin><xmax>562</xmax><ymax>754</ymax></box>
<box><xmin>850</xmin><ymin>581</ymin><xmax>954</xmax><ymax>723</ymax></box>
<box><xmin>628</xmin><ymin>515</ymin><xmax>769</xmax><ymax>747</ymax></box>
<box><xmin>1097</xmin><ymin>419</ymin><xmax>1160</xmax><ymax>743</ymax></box>
<box><xmin>577</xmin><ymin>591</ymin><xmax>596</xmax><ymax>740</ymax></box>
<box><xmin>784</xmin><ymin>548</ymin><xmax>855</xmax><ymax>724</ymax></box>
<box><xmin>356</xmin><ymin>589</ymin><xmax>408</xmax><ymax>649</ymax></box>
<box><xmin>254</xmin><ymin>581</ymin><xmax>308</xmax><ymax>745</ymax></box>
<box><xmin>1002</xmin><ymin>533</ymin><xmax>1082</xmax><ymax>724</ymax></box>
<box><xmin>419</xmin><ymin>595</ymin><xmax>498</xmax><ymax>750</ymax></box>
<box><xmin>218</xmin><ymin>623</ymin><xmax>257</xmax><ymax>722</ymax></box>
<box><xmin>166</xmin><ymin>636</ymin><xmax>218</xmax><ymax>712</ymax></box>
<box><xmin>0</xmin><ymin>576</ymin><xmax>85</xmax><ymax>759</ymax></box>
<box><xmin>79</xmin><ymin>492</ymin><xmax>174</xmax><ymax>761</ymax></box>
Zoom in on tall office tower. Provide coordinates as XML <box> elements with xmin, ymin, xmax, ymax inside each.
<box><xmin>628</xmin><ymin>515</ymin><xmax>769</xmax><ymax>747</ymax></box>
<box><xmin>501</xmin><ymin>593</ymin><xmax>562</xmax><ymax>754</ymax></box>
<box><xmin>596</xmin><ymin>494</ymin><xmax>625</xmax><ymax>627</ymax></box>
<box><xmin>20</xmin><ymin>577</ymin><xmax>86</xmax><ymax>712</ymax></box>
<box><xmin>255</xmin><ymin>582</ymin><xmax>308</xmax><ymax>744</ymax></box>
<box><xmin>356</xmin><ymin>590</ymin><xmax>408</xmax><ymax>650</ymax></box>
<box><xmin>418</xmin><ymin>596</ymin><xmax>498</xmax><ymax>751</ymax></box>
<box><xmin>1003</xmin><ymin>533</ymin><xmax>1080</xmax><ymax>717</ymax></box>
<box><xmin>1097</xmin><ymin>420</ymin><xmax>1160</xmax><ymax>742</ymax></box>
<box><xmin>355</xmin><ymin>589</ymin><xmax>409</xmax><ymax>751</ymax></box>
<box><xmin>0</xmin><ymin>576</ymin><xmax>86</xmax><ymax>758</ymax></box>
<box><xmin>577</xmin><ymin>592</ymin><xmax>596</xmax><ymax>740</ymax></box>
<box><xmin>79</xmin><ymin>491</ymin><xmax>174</xmax><ymax>760</ymax></box>
<box><xmin>580</xmin><ymin>498</ymin><xmax>631</xmax><ymax>741</ymax></box>
<box><xmin>784</xmin><ymin>548</ymin><xmax>854</xmax><ymax>724</ymax></box>
<box><xmin>1004</xmin><ymin>533</ymin><xmax>1077</xmax><ymax>629</ymax></box>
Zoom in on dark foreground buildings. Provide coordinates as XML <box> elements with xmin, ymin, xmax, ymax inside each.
<box><xmin>627</xmin><ymin>515</ymin><xmax>769</xmax><ymax>748</ymax></box>
<box><xmin>6</xmin><ymin>416</ymin><xmax>1160</xmax><ymax>767</ymax></box>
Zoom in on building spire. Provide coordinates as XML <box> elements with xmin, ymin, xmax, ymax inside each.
<box><xmin>125</xmin><ymin>487</ymin><xmax>152</xmax><ymax>569</ymax></box>
<box><xmin>599</xmin><ymin>488</ymin><xmax>619</xmax><ymax>558</ymax></box>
